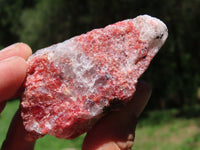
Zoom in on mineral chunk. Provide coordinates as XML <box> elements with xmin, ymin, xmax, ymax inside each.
<box><xmin>21</xmin><ymin>15</ymin><xmax>168</xmax><ymax>139</ymax></box>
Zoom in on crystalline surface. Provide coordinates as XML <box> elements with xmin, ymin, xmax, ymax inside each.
<box><xmin>21</xmin><ymin>15</ymin><xmax>168</xmax><ymax>139</ymax></box>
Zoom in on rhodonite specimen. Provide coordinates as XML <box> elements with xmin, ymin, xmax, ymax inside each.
<box><xmin>21</xmin><ymin>15</ymin><xmax>168</xmax><ymax>139</ymax></box>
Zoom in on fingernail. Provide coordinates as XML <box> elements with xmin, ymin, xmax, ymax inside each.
<box><xmin>96</xmin><ymin>142</ymin><xmax>120</xmax><ymax>150</ymax></box>
<box><xmin>15</xmin><ymin>42</ymin><xmax>32</xmax><ymax>56</ymax></box>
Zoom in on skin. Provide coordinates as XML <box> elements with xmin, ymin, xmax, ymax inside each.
<box><xmin>0</xmin><ymin>43</ymin><xmax>151</xmax><ymax>150</ymax></box>
<box><xmin>0</xmin><ymin>43</ymin><xmax>32</xmax><ymax>112</ymax></box>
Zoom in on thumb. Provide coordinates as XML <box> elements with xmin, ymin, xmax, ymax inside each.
<box><xmin>82</xmin><ymin>81</ymin><xmax>151</xmax><ymax>150</ymax></box>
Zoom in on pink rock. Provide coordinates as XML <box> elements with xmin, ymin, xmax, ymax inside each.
<box><xmin>21</xmin><ymin>15</ymin><xmax>168</xmax><ymax>139</ymax></box>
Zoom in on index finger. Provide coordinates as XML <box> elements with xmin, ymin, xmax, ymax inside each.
<box><xmin>82</xmin><ymin>81</ymin><xmax>152</xmax><ymax>150</ymax></box>
<box><xmin>0</xmin><ymin>43</ymin><xmax>32</xmax><ymax>61</ymax></box>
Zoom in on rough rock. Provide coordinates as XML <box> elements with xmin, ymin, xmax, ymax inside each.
<box><xmin>21</xmin><ymin>15</ymin><xmax>168</xmax><ymax>139</ymax></box>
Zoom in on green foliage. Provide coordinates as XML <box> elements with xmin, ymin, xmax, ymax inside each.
<box><xmin>0</xmin><ymin>0</ymin><xmax>36</xmax><ymax>47</ymax></box>
<box><xmin>19</xmin><ymin>0</ymin><xmax>66</xmax><ymax>49</ymax></box>
<box><xmin>34</xmin><ymin>134</ymin><xmax>85</xmax><ymax>150</ymax></box>
<box><xmin>144</xmin><ymin>0</ymin><xmax>200</xmax><ymax>108</ymax></box>
<box><xmin>18</xmin><ymin>0</ymin><xmax>92</xmax><ymax>50</ymax></box>
<box><xmin>134</xmin><ymin>107</ymin><xmax>200</xmax><ymax>150</ymax></box>
<box><xmin>134</xmin><ymin>117</ymin><xmax>200</xmax><ymax>150</ymax></box>
<box><xmin>0</xmin><ymin>0</ymin><xmax>22</xmax><ymax>46</ymax></box>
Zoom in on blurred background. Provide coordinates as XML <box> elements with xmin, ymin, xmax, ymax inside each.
<box><xmin>0</xmin><ymin>0</ymin><xmax>200</xmax><ymax>149</ymax></box>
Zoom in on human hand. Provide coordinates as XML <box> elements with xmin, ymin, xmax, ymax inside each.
<box><xmin>0</xmin><ymin>43</ymin><xmax>32</xmax><ymax>112</ymax></box>
<box><xmin>82</xmin><ymin>81</ymin><xmax>151</xmax><ymax>150</ymax></box>
<box><xmin>0</xmin><ymin>43</ymin><xmax>34</xmax><ymax>150</ymax></box>
<box><xmin>0</xmin><ymin>43</ymin><xmax>151</xmax><ymax>150</ymax></box>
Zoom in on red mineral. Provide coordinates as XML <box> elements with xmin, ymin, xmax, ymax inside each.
<box><xmin>21</xmin><ymin>15</ymin><xmax>168</xmax><ymax>139</ymax></box>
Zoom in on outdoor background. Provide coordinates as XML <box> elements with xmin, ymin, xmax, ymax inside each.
<box><xmin>0</xmin><ymin>0</ymin><xmax>200</xmax><ymax>149</ymax></box>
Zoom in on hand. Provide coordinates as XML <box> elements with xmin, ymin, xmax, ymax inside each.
<box><xmin>82</xmin><ymin>81</ymin><xmax>151</xmax><ymax>150</ymax></box>
<box><xmin>0</xmin><ymin>43</ymin><xmax>34</xmax><ymax>150</ymax></box>
<box><xmin>0</xmin><ymin>43</ymin><xmax>32</xmax><ymax>112</ymax></box>
<box><xmin>0</xmin><ymin>43</ymin><xmax>151</xmax><ymax>150</ymax></box>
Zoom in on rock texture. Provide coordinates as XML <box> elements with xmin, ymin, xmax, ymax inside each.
<box><xmin>21</xmin><ymin>15</ymin><xmax>168</xmax><ymax>139</ymax></box>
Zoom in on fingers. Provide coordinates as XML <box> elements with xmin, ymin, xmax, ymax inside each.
<box><xmin>0</xmin><ymin>43</ymin><xmax>32</xmax><ymax>61</ymax></box>
<box><xmin>125</xmin><ymin>81</ymin><xmax>152</xmax><ymax>118</ymax></box>
<box><xmin>0</xmin><ymin>43</ymin><xmax>32</xmax><ymax>107</ymax></box>
<box><xmin>1</xmin><ymin>109</ymin><xmax>35</xmax><ymax>150</ymax></box>
<box><xmin>0</xmin><ymin>56</ymin><xmax>27</xmax><ymax>102</ymax></box>
<box><xmin>82</xmin><ymin>81</ymin><xmax>152</xmax><ymax>150</ymax></box>
<box><xmin>0</xmin><ymin>43</ymin><xmax>34</xmax><ymax>150</ymax></box>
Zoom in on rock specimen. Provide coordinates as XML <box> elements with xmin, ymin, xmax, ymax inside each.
<box><xmin>21</xmin><ymin>15</ymin><xmax>168</xmax><ymax>139</ymax></box>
